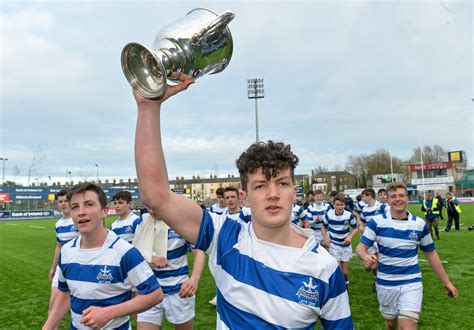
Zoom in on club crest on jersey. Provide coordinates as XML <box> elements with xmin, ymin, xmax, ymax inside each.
<box><xmin>296</xmin><ymin>277</ymin><xmax>319</xmax><ymax>307</ymax></box>
<box><xmin>409</xmin><ymin>231</ymin><xmax>419</xmax><ymax>241</ymax></box>
<box><xmin>125</xmin><ymin>226</ymin><xmax>133</xmax><ymax>234</ymax></box>
<box><xmin>97</xmin><ymin>266</ymin><xmax>113</xmax><ymax>284</ymax></box>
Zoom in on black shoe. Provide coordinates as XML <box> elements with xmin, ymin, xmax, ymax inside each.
<box><xmin>444</xmin><ymin>229</ymin><xmax>449</xmax><ymax>232</ymax></box>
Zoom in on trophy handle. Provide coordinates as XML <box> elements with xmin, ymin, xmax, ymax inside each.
<box><xmin>191</xmin><ymin>11</ymin><xmax>235</xmax><ymax>43</ymax></box>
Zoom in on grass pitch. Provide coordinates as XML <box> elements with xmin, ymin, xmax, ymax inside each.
<box><xmin>0</xmin><ymin>205</ymin><xmax>473</xmax><ymax>329</ymax></box>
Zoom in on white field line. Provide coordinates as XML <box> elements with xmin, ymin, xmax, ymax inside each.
<box><xmin>29</xmin><ymin>225</ymin><xmax>46</xmax><ymax>229</ymax></box>
<box><xmin>4</xmin><ymin>223</ymin><xmax>17</xmax><ymax>225</ymax></box>
<box><xmin>420</xmin><ymin>259</ymin><xmax>448</xmax><ymax>264</ymax></box>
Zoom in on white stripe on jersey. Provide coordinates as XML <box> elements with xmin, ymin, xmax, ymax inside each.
<box><xmin>59</xmin><ymin>230</ymin><xmax>159</xmax><ymax>328</ymax></box>
<box><xmin>195</xmin><ymin>211</ymin><xmax>353</xmax><ymax>329</ymax></box>
<box><xmin>210</xmin><ymin>203</ymin><xmax>227</xmax><ymax>215</ymax></box>
<box><xmin>55</xmin><ymin>217</ymin><xmax>79</xmax><ymax>245</ymax></box>
<box><xmin>149</xmin><ymin>220</ymin><xmax>190</xmax><ymax>295</ymax></box>
<box><xmin>361</xmin><ymin>201</ymin><xmax>389</xmax><ymax>224</ymax></box>
<box><xmin>360</xmin><ymin>212</ymin><xmax>435</xmax><ymax>287</ymax></box>
<box><xmin>324</xmin><ymin>209</ymin><xmax>356</xmax><ymax>246</ymax></box>
<box><xmin>306</xmin><ymin>202</ymin><xmax>330</xmax><ymax>231</ymax></box>
<box><xmin>110</xmin><ymin>212</ymin><xmax>141</xmax><ymax>243</ymax></box>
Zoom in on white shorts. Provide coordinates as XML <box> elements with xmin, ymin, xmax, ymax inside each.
<box><xmin>51</xmin><ymin>265</ymin><xmax>59</xmax><ymax>288</ymax></box>
<box><xmin>137</xmin><ymin>293</ymin><xmax>195</xmax><ymax>325</ymax></box>
<box><xmin>313</xmin><ymin>230</ymin><xmax>323</xmax><ymax>244</ymax></box>
<box><xmin>329</xmin><ymin>244</ymin><xmax>352</xmax><ymax>262</ymax></box>
<box><xmin>377</xmin><ymin>282</ymin><xmax>423</xmax><ymax>319</ymax></box>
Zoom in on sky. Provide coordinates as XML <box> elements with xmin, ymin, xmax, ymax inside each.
<box><xmin>1</xmin><ymin>0</ymin><xmax>472</xmax><ymax>186</ymax></box>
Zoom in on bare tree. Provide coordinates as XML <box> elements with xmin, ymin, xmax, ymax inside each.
<box><xmin>409</xmin><ymin>145</ymin><xmax>447</xmax><ymax>164</ymax></box>
<box><xmin>346</xmin><ymin>150</ymin><xmax>403</xmax><ymax>187</ymax></box>
<box><xmin>27</xmin><ymin>145</ymin><xmax>46</xmax><ymax>186</ymax></box>
<box><xmin>311</xmin><ymin>165</ymin><xmax>329</xmax><ymax>176</ymax></box>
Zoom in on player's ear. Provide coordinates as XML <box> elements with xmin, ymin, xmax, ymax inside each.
<box><xmin>240</xmin><ymin>190</ymin><xmax>249</xmax><ymax>207</ymax></box>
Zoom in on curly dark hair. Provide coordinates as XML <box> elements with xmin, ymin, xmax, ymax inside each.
<box><xmin>236</xmin><ymin>140</ymin><xmax>299</xmax><ymax>191</ymax></box>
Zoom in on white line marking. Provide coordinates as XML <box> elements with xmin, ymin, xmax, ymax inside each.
<box><xmin>29</xmin><ymin>225</ymin><xmax>46</xmax><ymax>229</ymax></box>
<box><xmin>5</xmin><ymin>223</ymin><xmax>17</xmax><ymax>226</ymax></box>
<box><xmin>420</xmin><ymin>259</ymin><xmax>447</xmax><ymax>264</ymax></box>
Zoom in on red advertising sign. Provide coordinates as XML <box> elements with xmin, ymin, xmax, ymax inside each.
<box><xmin>0</xmin><ymin>193</ymin><xmax>9</xmax><ymax>202</ymax></box>
<box><xmin>409</xmin><ymin>162</ymin><xmax>452</xmax><ymax>171</ymax></box>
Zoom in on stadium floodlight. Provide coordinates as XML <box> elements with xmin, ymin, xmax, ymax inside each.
<box><xmin>0</xmin><ymin>157</ymin><xmax>8</xmax><ymax>185</ymax></box>
<box><xmin>247</xmin><ymin>78</ymin><xmax>264</xmax><ymax>142</ymax></box>
<box><xmin>95</xmin><ymin>164</ymin><xmax>100</xmax><ymax>183</ymax></box>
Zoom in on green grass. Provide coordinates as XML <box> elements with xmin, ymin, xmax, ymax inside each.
<box><xmin>0</xmin><ymin>207</ymin><xmax>473</xmax><ymax>329</ymax></box>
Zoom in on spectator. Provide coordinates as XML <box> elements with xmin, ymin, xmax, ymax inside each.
<box><xmin>444</xmin><ymin>192</ymin><xmax>461</xmax><ymax>232</ymax></box>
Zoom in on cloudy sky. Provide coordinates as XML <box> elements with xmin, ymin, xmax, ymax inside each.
<box><xmin>1</xmin><ymin>0</ymin><xmax>472</xmax><ymax>185</ymax></box>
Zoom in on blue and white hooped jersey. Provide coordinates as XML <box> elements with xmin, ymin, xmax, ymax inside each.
<box><xmin>239</xmin><ymin>206</ymin><xmax>252</xmax><ymax>223</ymax></box>
<box><xmin>150</xmin><ymin>220</ymin><xmax>191</xmax><ymax>295</ymax></box>
<box><xmin>353</xmin><ymin>201</ymin><xmax>366</xmax><ymax>214</ymax></box>
<box><xmin>210</xmin><ymin>203</ymin><xmax>227</xmax><ymax>215</ymax></box>
<box><xmin>194</xmin><ymin>210</ymin><xmax>353</xmax><ymax>329</ymax></box>
<box><xmin>360</xmin><ymin>201</ymin><xmax>389</xmax><ymax>224</ymax></box>
<box><xmin>307</xmin><ymin>202</ymin><xmax>331</xmax><ymax>231</ymax></box>
<box><xmin>55</xmin><ymin>217</ymin><xmax>79</xmax><ymax>246</ymax></box>
<box><xmin>291</xmin><ymin>203</ymin><xmax>307</xmax><ymax>225</ymax></box>
<box><xmin>58</xmin><ymin>230</ymin><xmax>160</xmax><ymax>329</ymax></box>
<box><xmin>110</xmin><ymin>212</ymin><xmax>142</xmax><ymax>243</ymax></box>
<box><xmin>360</xmin><ymin>212</ymin><xmax>435</xmax><ymax>287</ymax></box>
<box><xmin>324</xmin><ymin>210</ymin><xmax>357</xmax><ymax>247</ymax></box>
<box><xmin>223</xmin><ymin>208</ymin><xmax>245</xmax><ymax>223</ymax></box>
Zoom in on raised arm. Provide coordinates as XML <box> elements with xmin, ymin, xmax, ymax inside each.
<box><xmin>134</xmin><ymin>74</ymin><xmax>202</xmax><ymax>244</ymax></box>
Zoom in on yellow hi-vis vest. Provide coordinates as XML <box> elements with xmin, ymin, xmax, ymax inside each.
<box><xmin>423</xmin><ymin>198</ymin><xmax>440</xmax><ymax>215</ymax></box>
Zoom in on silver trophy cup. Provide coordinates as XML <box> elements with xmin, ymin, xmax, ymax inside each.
<box><xmin>121</xmin><ymin>8</ymin><xmax>235</xmax><ymax>99</ymax></box>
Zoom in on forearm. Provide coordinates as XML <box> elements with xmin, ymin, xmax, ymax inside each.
<box><xmin>134</xmin><ymin>102</ymin><xmax>202</xmax><ymax>243</ymax></box>
<box><xmin>356</xmin><ymin>243</ymin><xmax>368</xmax><ymax>260</ymax></box>
<box><xmin>348</xmin><ymin>228</ymin><xmax>359</xmax><ymax>241</ymax></box>
<box><xmin>43</xmin><ymin>291</ymin><xmax>70</xmax><ymax>329</ymax></box>
<box><xmin>50</xmin><ymin>244</ymin><xmax>61</xmax><ymax>269</ymax></box>
<box><xmin>105</xmin><ymin>289</ymin><xmax>163</xmax><ymax>321</ymax></box>
<box><xmin>190</xmin><ymin>250</ymin><xmax>206</xmax><ymax>282</ymax></box>
<box><xmin>425</xmin><ymin>251</ymin><xmax>452</xmax><ymax>285</ymax></box>
<box><xmin>135</xmin><ymin>104</ymin><xmax>170</xmax><ymax>208</ymax></box>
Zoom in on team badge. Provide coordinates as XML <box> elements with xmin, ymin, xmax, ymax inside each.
<box><xmin>408</xmin><ymin>231</ymin><xmax>418</xmax><ymax>241</ymax></box>
<box><xmin>296</xmin><ymin>277</ymin><xmax>319</xmax><ymax>307</ymax></box>
<box><xmin>97</xmin><ymin>266</ymin><xmax>113</xmax><ymax>284</ymax></box>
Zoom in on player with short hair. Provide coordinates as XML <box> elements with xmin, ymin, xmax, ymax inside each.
<box><xmin>377</xmin><ymin>188</ymin><xmax>388</xmax><ymax>206</ymax></box>
<box><xmin>133</xmin><ymin>75</ymin><xmax>353</xmax><ymax>329</ymax></box>
<box><xmin>110</xmin><ymin>190</ymin><xmax>142</xmax><ymax>243</ymax></box>
<box><xmin>48</xmin><ymin>189</ymin><xmax>79</xmax><ymax>319</ymax></box>
<box><xmin>43</xmin><ymin>182</ymin><xmax>163</xmax><ymax>330</ymax></box>
<box><xmin>356</xmin><ymin>182</ymin><xmax>458</xmax><ymax>330</ymax></box>
<box><xmin>210</xmin><ymin>187</ymin><xmax>227</xmax><ymax>215</ymax></box>
<box><xmin>291</xmin><ymin>201</ymin><xmax>307</xmax><ymax>227</ymax></box>
<box><xmin>305</xmin><ymin>190</ymin><xmax>331</xmax><ymax>246</ymax></box>
<box><xmin>322</xmin><ymin>195</ymin><xmax>358</xmax><ymax>285</ymax></box>
<box><xmin>360</xmin><ymin>188</ymin><xmax>389</xmax><ymax>290</ymax></box>
<box><xmin>137</xmin><ymin>210</ymin><xmax>205</xmax><ymax>330</ymax></box>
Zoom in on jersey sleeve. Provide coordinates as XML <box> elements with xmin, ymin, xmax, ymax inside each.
<box><xmin>194</xmin><ymin>209</ymin><xmax>224</xmax><ymax>255</ymax></box>
<box><xmin>121</xmin><ymin>246</ymin><xmax>160</xmax><ymax>295</ymax></box>
<box><xmin>323</xmin><ymin>214</ymin><xmax>329</xmax><ymax>227</ymax></box>
<box><xmin>349</xmin><ymin>214</ymin><xmax>357</xmax><ymax>228</ymax></box>
<box><xmin>132</xmin><ymin>216</ymin><xmax>143</xmax><ymax>232</ymax></box>
<box><xmin>320</xmin><ymin>267</ymin><xmax>354</xmax><ymax>329</ymax></box>
<box><xmin>420</xmin><ymin>223</ymin><xmax>435</xmax><ymax>252</ymax></box>
<box><xmin>360</xmin><ymin>219</ymin><xmax>377</xmax><ymax>247</ymax></box>
<box><xmin>57</xmin><ymin>253</ymin><xmax>69</xmax><ymax>292</ymax></box>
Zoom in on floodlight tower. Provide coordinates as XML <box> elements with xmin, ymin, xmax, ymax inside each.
<box><xmin>0</xmin><ymin>158</ymin><xmax>8</xmax><ymax>185</ymax></box>
<box><xmin>247</xmin><ymin>78</ymin><xmax>265</xmax><ymax>142</ymax></box>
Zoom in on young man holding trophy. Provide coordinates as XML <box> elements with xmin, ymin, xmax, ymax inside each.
<box><xmin>132</xmin><ymin>73</ymin><xmax>353</xmax><ymax>329</ymax></box>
